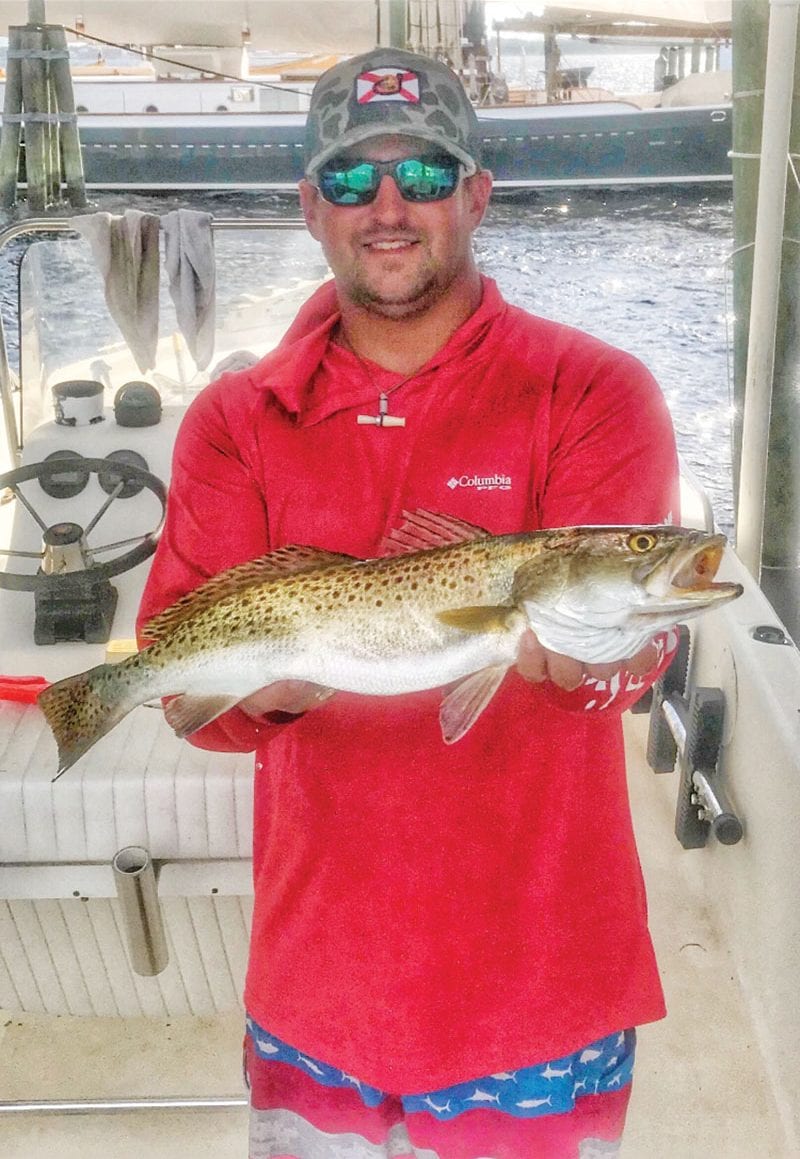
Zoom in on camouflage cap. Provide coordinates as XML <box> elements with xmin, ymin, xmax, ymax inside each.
<box><xmin>304</xmin><ymin>48</ymin><xmax>481</xmax><ymax>178</ymax></box>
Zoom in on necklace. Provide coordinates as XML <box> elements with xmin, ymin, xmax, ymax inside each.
<box><xmin>356</xmin><ymin>376</ymin><xmax>412</xmax><ymax>428</ymax></box>
<box><xmin>338</xmin><ymin>329</ymin><xmax>412</xmax><ymax>428</ymax></box>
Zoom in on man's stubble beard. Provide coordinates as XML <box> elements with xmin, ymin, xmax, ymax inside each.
<box><xmin>350</xmin><ymin>274</ymin><xmax>440</xmax><ymax>319</ymax></box>
<box><xmin>346</xmin><ymin>252</ymin><xmax>458</xmax><ymax>321</ymax></box>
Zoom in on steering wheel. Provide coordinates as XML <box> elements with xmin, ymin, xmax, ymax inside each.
<box><xmin>0</xmin><ymin>456</ymin><xmax>167</xmax><ymax>591</ymax></box>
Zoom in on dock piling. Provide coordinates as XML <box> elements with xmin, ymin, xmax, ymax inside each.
<box><xmin>0</xmin><ymin>20</ymin><xmax>87</xmax><ymax>210</ymax></box>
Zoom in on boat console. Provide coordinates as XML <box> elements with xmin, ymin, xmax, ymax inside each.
<box><xmin>0</xmin><ymin>217</ymin><xmax>322</xmax><ymax>1019</ymax></box>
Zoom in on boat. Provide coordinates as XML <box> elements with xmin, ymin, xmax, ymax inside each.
<box><xmin>4</xmin><ymin>2</ymin><xmax>800</xmax><ymax>1156</ymax></box>
<box><xmin>0</xmin><ymin>1</ymin><xmax>734</xmax><ymax>191</ymax></box>
<box><xmin>0</xmin><ymin>201</ymin><xmax>788</xmax><ymax>1159</ymax></box>
<box><xmin>0</xmin><ymin>225</ymin><xmax>793</xmax><ymax>1153</ymax></box>
<box><xmin>62</xmin><ymin>98</ymin><xmax>730</xmax><ymax>193</ymax></box>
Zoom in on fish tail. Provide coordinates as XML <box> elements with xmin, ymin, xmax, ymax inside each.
<box><xmin>38</xmin><ymin>659</ymin><xmax>145</xmax><ymax>779</ymax></box>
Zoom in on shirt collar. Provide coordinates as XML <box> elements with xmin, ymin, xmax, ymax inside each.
<box><xmin>249</xmin><ymin>275</ymin><xmax>506</xmax><ymax>424</ymax></box>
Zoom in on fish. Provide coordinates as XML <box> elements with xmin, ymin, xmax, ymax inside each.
<box><xmin>37</xmin><ymin>509</ymin><xmax>743</xmax><ymax>779</ymax></box>
<box><xmin>465</xmin><ymin>1089</ymin><xmax>501</xmax><ymax>1104</ymax></box>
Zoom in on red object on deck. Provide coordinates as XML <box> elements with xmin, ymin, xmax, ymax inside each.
<box><xmin>0</xmin><ymin>676</ymin><xmax>50</xmax><ymax>702</ymax></box>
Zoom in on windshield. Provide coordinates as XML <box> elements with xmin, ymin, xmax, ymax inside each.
<box><xmin>9</xmin><ymin>219</ymin><xmax>328</xmax><ymax>446</ymax></box>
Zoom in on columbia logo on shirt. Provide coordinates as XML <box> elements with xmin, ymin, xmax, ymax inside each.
<box><xmin>447</xmin><ymin>472</ymin><xmax>512</xmax><ymax>492</ymax></box>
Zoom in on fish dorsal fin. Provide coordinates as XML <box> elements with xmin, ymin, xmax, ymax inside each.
<box><xmin>141</xmin><ymin>545</ymin><xmax>356</xmax><ymax>641</ymax></box>
<box><xmin>382</xmin><ymin>508</ymin><xmax>490</xmax><ymax>556</ymax></box>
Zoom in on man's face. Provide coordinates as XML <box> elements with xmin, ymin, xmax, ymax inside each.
<box><xmin>299</xmin><ymin>136</ymin><xmax>492</xmax><ymax>321</ymax></box>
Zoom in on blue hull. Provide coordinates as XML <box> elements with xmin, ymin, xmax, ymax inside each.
<box><xmin>74</xmin><ymin>102</ymin><xmax>732</xmax><ymax>191</ymax></box>
<box><xmin>479</xmin><ymin>103</ymin><xmax>731</xmax><ymax>188</ymax></box>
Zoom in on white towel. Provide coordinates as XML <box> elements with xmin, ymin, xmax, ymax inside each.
<box><xmin>210</xmin><ymin>349</ymin><xmax>260</xmax><ymax>377</ymax></box>
<box><xmin>161</xmin><ymin>209</ymin><xmax>216</xmax><ymax>371</ymax></box>
<box><xmin>72</xmin><ymin>209</ymin><xmax>160</xmax><ymax>374</ymax></box>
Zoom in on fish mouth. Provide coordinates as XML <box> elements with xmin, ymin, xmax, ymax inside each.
<box><xmin>645</xmin><ymin>534</ymin><xmax>743</xmax><ymax>607</ymax></box>
<box><xmin>672</xmin><ymin>538</ymin><xmax>726</xmax><ymax>591</ymax></box>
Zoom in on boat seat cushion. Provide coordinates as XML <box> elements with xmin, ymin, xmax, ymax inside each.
<box><xmin>0</xmin><ymin>701</ymin><xmax>254</xmax><ymax>863</ymax></box>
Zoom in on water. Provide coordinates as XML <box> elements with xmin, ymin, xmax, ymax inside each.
<box><xmin>0</xmin><ymin>46</ymin><xmax>736</xmax><ymax>534</ymax></box>
<box><xmin>494</xmin><ymin>41</ymin><xmax>665</xmax><ymax>97</ymax></box>
<box><xmin>478</xmin><ymin>187</ymin><xmax>734</xmax><ymax>534</ymax></box>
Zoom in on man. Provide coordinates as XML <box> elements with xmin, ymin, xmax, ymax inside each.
<box><xmin>139</xmin><ymin>47</ymin><xmax>679</xmax><ymax>1159</ymax></box>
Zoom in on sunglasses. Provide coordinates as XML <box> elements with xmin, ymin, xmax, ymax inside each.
<box><xmin>316</xmin><ymin>154</ymin><xmax>462</xmax><ymax>206</ymax></box>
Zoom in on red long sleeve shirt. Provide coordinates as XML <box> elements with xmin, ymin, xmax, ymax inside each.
<box><xmin>138</xmin><ymin>276</ymin><xmax>679</xmax><ymax>1091</ymax></box>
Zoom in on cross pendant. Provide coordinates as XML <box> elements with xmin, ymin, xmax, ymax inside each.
<box><xmin>357</xmin><ymin>392</ymin><xmax>406</xmax><ymax>428</ymax></box>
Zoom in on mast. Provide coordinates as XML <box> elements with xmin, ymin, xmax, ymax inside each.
<box><xmin>408</xmin><ymin>0</ymin><xmax>463</xmax><ymax>65</ymax></box>
<box><xmin>386</xmin><ymin>0</ymin><xmax>408</xmax><ymax>48</ymax></box>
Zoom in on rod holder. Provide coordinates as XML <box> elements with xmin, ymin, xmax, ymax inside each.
<box><xmin>646</xmin><ymin>628</ymin><xmax>743</xmax><ymax>848</ymax></box>
<box><xmin>691</xmin><ymin>769</ymin><xmax>744</xmax><ymax>847</ymax></box>
<box><xmin>112</xmin><ymin>846</ymin><xmax>169</xmax><ymax>976</ymax></box>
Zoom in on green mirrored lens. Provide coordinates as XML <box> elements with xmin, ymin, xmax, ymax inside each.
<box><xmin>395</xmin><ymin>158</ymin><xmax>459</xmax><ymax>200</ymax></box>
<box><xmin>319</xmin><ymin>162</ymin><xmax>378</xmax><ymax>205</ymax></box>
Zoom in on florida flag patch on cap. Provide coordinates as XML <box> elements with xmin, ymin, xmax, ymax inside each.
<box><xmin>356</xmin><ymin>68</ymin><xmax>421</xmax><ymax>104</ymax></box>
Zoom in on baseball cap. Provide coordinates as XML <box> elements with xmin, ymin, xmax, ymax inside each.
<box><xmin>304</xmin><ymin>48</ymin><xmax>481</xmax><ymax>178</ymax></box>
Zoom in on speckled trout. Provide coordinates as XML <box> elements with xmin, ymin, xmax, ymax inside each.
<box><xmin>38</xmin><ymin>510</ymin><xmax>742</xmax><ymax>778</ymax></box>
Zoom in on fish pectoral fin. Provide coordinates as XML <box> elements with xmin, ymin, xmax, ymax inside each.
<box><xmin>166</xmin><ymin>693</ymin><xmax>241</xmax><ymax>738</ymax></box>
<box><xmin>440</xmin><ymin>664</ymin><xmax>510</xmax><ymax>744</ymax></box>
<box><xmin>436</xmin><ymin>605</ymin><xmax>515</xmax><ymax>633</ymax></box>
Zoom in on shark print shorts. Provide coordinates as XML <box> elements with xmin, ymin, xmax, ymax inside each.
<box><xmin>244</xmin><ymin>1018</ymin><xmax>635</xmax><ymax>1159</ymax></box>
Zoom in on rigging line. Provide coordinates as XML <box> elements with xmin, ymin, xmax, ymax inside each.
<box><xmin>789</xmin><ymin>152</ymin><xmax>800</xmax><ymax>194</ymax></box>
<box><xmin>719</xmin><ymin>211</ymin><xmax>800</xmax><ymax>517</ymax></box>
<box><xmin>721</xmin><ymin>221</ymin><xmax>800</xmax><ymax>462</ymax></box>
<box><xmin>62</xmin><ymin>26</ymin><xmax>314</xmax><ymax>100</ymax></box>
<box><xmin>722</xmin><ymin>238</ymin><xmax>800</xmax><ymax>268</ymax></box>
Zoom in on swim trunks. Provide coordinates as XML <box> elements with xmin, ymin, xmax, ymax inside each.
<box><xmin>244</xmin><ymin>1019</ymin><xmax>635</xmax><ymax>1159</ymax></box>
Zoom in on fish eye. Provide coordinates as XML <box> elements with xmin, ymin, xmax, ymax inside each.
<box><xmin>628</xmin><ymin>532</ymin><xmax>658</xmax><ymax>553</ymax></box>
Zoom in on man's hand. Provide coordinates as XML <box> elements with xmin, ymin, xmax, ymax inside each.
<box><xmin>516</xmin><ymin>628</ymin><xmax>659</xmax><ymax>691</ymax></box>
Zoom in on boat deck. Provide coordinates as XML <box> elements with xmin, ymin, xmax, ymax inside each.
<box><xmin>0</xmin><ymin>712</ymin><xmax>787</xmax><ymax>1158</ymax></box>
